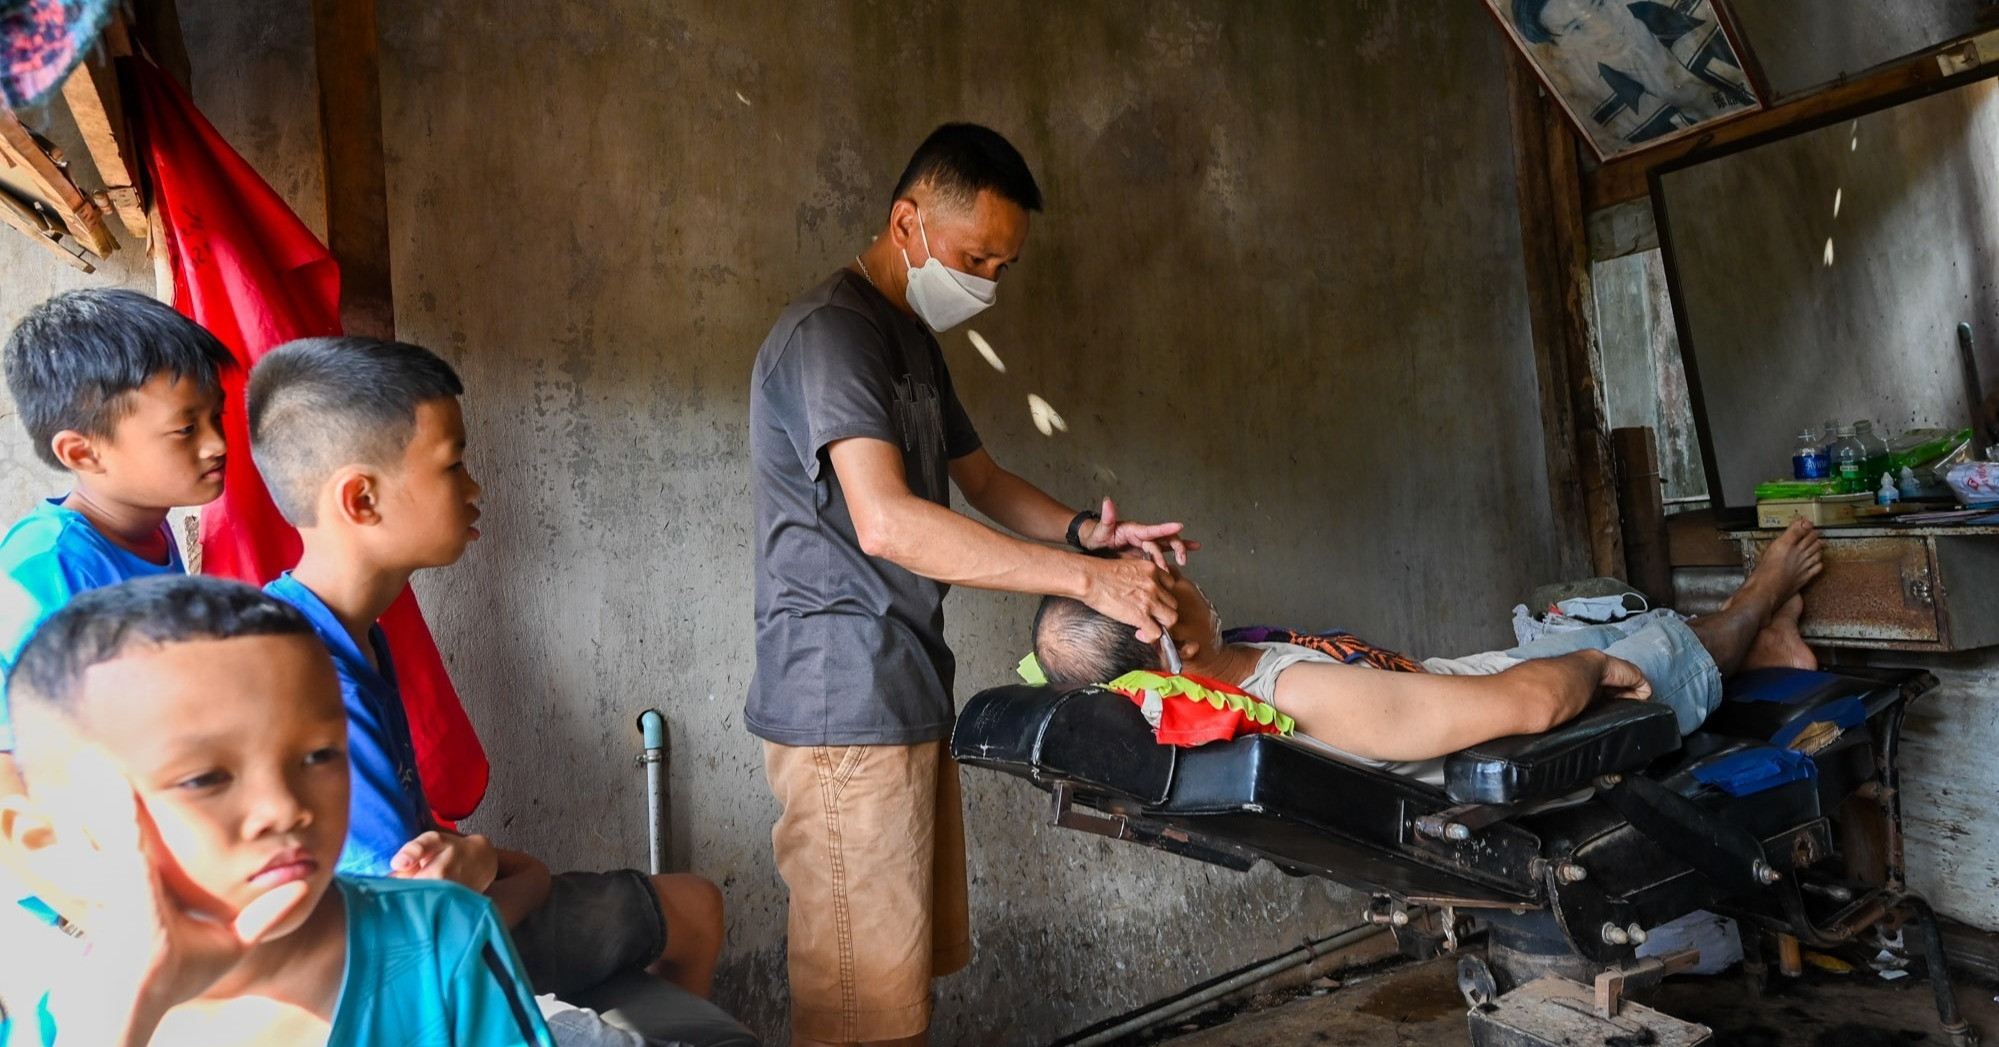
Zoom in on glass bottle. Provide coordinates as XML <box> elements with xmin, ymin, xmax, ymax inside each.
<box><xmin>1828</xmin><ymin>425</ymin><xmax>1866</xmax><ymax>493</ymax></box>
<box><xmin>1853</xmin><ymin>420</ymin><xmax>1891</xmax><ymax>480</ymax></box>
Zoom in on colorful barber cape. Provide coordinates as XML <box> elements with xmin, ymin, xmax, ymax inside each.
<box><xmin>265</xmin><ymin>572</ymin><xmax>432</xmax><ymax>876</ymax></box>
<box><xmin>0</xmin><ymin>498</ymin><xmax>184</xmax><ymax>751</ymax></box>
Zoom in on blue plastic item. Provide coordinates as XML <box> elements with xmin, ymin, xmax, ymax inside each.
<box><xmin>1690</xmin><ymin>747</ymin><xmax>1815</xmax><ymax>797</ymax></box>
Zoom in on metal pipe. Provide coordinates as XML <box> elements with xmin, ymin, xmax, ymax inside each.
<box><xmin>1903</xmin><ymin>894</ymin><xmax>1974</xmax><ymax>1045</ymax></box>
<box><xmin>1060</xmin><ymin>923</ymin><xmax>1388</xmax><ymax>1047</ymax></box>
<box><xmin>637</xmin><ymin>709</ymin><xmax>668</xmax><ymax>875</ymax></box>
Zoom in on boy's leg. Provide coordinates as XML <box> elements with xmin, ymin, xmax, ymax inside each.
<box><xmin>509</xmin><ymin>869</ymin><xmax>675</xmax><ymax>999</ymax></box>
<box><xmin>1600</xmin><ymin>619</ymin><xmax>1723</xmax><ymax>734</ymax></box>
<box><xmin>765</xmin><ymin>739</ymin><xmax>962</xmax><ymax>1047</ymax></box>
<box><xmin>644</xmin><ymin>872</ymin><xmax>725</xmax><ymax>997</ymax></box>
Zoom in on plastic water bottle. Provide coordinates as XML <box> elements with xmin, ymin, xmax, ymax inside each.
<box><xmin>1899</xmin><ymin>466</ymin><xmax>1922</xmax><ymax>499</ymax></box>
<box><xmin>1828</xmin><ymin>426</ymin><xmax>1866</xmax><ymax>492</ymax></box>
<box><xmin>1792</xmin><ymin>429</ymin><xmax>1828</xmax><ymax>479</ymax></box>
<box><xmin>1821</xmin><ymin>418</ymin><xmax>1843</xmax><ymax>457</ymax></box>
<box><xmin>1878</xmin><ymin>473</ymin><xmax>1900</xmax><ymax>506</ymax></box>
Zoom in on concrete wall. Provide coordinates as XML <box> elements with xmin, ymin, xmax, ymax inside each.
<box><xmin>0</xmin><ymin>3</ymin><xmax>1562</xmax><ymax>1042</ymax></box>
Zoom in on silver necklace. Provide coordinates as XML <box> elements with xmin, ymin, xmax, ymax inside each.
<box><xmin>855</xmin><ymin>254</ymin><xmax>877</xmax><ymax>289</ymax></box>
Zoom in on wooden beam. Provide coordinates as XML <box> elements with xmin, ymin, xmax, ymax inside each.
<box><xmin>1613</xmin><ymin>427</ymin><xmax>1672</xmax><ymax>604</ymax></box>
<box><xmin>0</xmin><ymin>106</ymin><xmax>116</xmax><ymax>257</ymax></box>
<box><xmin>1584</xmin><ymin>47</ymin><xmax>1963</xmax><ymax>213</ymax></box>
<box><xmin>129</xmin><ymin>0</ymin><xmax>192</xmax><ymax>95</ymax></box>
<box><xmin>1508</xmin><ymin>51</ymin><xmax>1625</xmax><ymax>581</ymax></box>
<box><xmin>311</xmin><ymin>0</ymin><xmax>395</xmax><ymax>339</ymax></box>
<box><xmin>0</xmin><ymin>188</ymin><xmax>93</xmax><ymax>272</ymax></box>
<box><xmin>61</xmin><ymin>15</ymin><xmax>147</xmax><ymax>239</ymax></box>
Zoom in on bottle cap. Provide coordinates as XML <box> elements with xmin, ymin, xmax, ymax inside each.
<box><xmin>1838</xmin><ymin>425</ymin><xmax>1856</xmax><ymax>436</ymax></box>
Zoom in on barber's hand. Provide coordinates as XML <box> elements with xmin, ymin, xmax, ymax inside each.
<box><xmin>1079</xmin><ymin>555</ymin><xmax>1178</xmax><ymax>643</ymax></box>
<box><xmin>390</xmin><ymin>830</ymin><xmax>499</xmax><ymax>893</ymax></box>
<box><xmin>1596</xmin><ymin>655</ymin><xmax>1653</xmax><ymax>701</ymax></box>
<box><xmin>1079</xmin><ymin>498</ymin><xmax>1199</xmax><ymax>570</ymax></box>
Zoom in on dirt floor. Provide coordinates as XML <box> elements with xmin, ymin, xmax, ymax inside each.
<box><xmin>1149</xmin><ymin>955</ymin><xmax>1999</xmax><ymax>1047</ymax></box>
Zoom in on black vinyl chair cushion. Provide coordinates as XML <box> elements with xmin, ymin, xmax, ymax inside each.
<box><xmin>1444</xmin><ymin>699</ymin><xmax>1682</xmax><ymax>805</ymax></box>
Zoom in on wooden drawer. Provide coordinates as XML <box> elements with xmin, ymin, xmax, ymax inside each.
<box><xmin>1735</xmin><ymin>532</ymin><xmax>1999</xmax><ymax>652</ymax></box>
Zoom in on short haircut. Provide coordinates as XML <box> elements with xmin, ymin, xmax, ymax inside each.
<box><xmin>8</xmin><ymin>575</ymin><xmax>314</xmax><ymax>727</ymax></box>
<box><xmin>247</xmin><ymin>336</ymin><xmax>464</xmax><ymax>525</ymax></box>
<box><xmin>3</xmin><ymin>288</ymin><xmax>233</xmax><ymax>469</ymax></box>
<box><xmin>890</xmin><ymin>123</ymin><xmax>1044</xmax><ymax>214</ymax></box>
<box><xmin>1032</xmin><ymin>595</ymin><xmax>1159</xmax><ymax>686</ymax></box>
<box><xmin>1511</xmin><ymin>0</ymin><xmax>1555</xmax><ymax>44</ymax></box>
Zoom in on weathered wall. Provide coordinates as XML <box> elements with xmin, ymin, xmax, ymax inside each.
<box><xmin>0</xmin><ymin>3</ymin><xmax>1563</xmax><ymax>1042</ymax></box>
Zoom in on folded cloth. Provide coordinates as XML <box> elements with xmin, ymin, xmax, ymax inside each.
<box><xmin>1106</xmin><ymin>670</ymin><xmax>1294</xmax><ymax>748</ymax></box>
<box><xmin>1225</xmin><ymin>626</ymin><xmax>1426</xmax><ymax>674</ymax></box>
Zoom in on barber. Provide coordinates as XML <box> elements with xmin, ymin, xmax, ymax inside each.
<box><xmin>747</xmin><ymin>122</ymin><xmax>1191</xmax><ymax>1047</ymax></box>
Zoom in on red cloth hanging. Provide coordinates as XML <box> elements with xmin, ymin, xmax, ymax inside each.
<box><xmin>130</xmin><ymin>58</ymin><xmax>489</xmax><ymax>822</ymax></box>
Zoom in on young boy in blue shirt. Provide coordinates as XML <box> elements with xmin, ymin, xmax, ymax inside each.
<box><xmin>0</xmin><ymin>289</ymin><xmax>232</xmax><ymax>798</ymax></box>
<box><xmin>0</xmin><ymin>575</ymin><xmax>553</xmax><ymax>1046</ymax></box>
<box><xmin>244</xmin><ymin>337</ymin><xmax>727</xmax><ymax>1006</ymax></box>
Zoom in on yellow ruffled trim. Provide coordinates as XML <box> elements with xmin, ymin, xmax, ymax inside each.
<box><xmin>1107</xmin><ymin>670</ymin><xmax>1296</xmax><ymax>735</ymax></box>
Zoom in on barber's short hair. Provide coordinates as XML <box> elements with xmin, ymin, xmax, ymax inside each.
<box><xmin>247</xmin><ymin>336</ymin><xmax>463</xmax><ymax>525</ymax></box>
<box><xmin>9</xmin><ymin>575</ymin><xmax>314</xmax><ymax>724</ymax></box>
<box><xmin>3</xmin><ymin>289</ymin><xmax>233</xmax><ymax>469</ymax></box>
<box><xmin>1032</xmin><ymin>595</ymin><xmax>1159</xmax><ymax>685</ymax></box>
<box><xmin>1511</xmin><ymin>0</ymin><xmax>1555</xmax><ymax>44</ymax></box>
<box><xmin>890</xmin><ymin>123</ymin><xmax>1043</xmax><ymax>214</ymax></box>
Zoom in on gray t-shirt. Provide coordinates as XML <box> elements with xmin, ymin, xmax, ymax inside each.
<box><xmin>747</xmin><ymin>269</ymin><xmax>983</xmax><ymax>745</ymax></box>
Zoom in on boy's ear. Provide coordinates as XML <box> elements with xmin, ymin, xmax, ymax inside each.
<box><xmin>327</xmin><ymin>468</ymin><xmax>384</xmax><ymax>527</ymax></box>
<box><xmin>48</xmin><ymin>430</ymin><xmax>104</xmax><ymax>475</ymax></box>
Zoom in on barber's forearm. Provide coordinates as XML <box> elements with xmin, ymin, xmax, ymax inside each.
<box><xmin>963</xmin><ymin>467</ymin><xmax>1078</xmax><ymax>544</ymax></box>
<box><xmin>861</xmin><ymin>492</ymin><xmax>1091</xmax><ymax>596</ymax></box>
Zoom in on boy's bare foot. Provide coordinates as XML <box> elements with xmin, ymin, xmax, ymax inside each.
<box><xmin>1741</xmin><ymin>594</ymin><xmax>1817</xmax><ymax>671</ymax></box>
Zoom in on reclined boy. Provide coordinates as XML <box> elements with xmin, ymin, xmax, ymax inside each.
<box><xmin>1032</xmin><ymin>520</ymin><xmax>1825</xmax><ymax>779</ymax></box>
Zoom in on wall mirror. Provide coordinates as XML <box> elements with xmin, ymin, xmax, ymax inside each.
<box><xmin>1652</xmin><ymin>64</ymin><xmax>1999</xmax><ymax>516</ymax></box>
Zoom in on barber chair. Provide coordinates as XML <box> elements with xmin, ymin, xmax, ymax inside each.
<box><xmin>952</xmin><ymin>666</ymin><xmax>1976</xmax><ymax>1046</ymax></box>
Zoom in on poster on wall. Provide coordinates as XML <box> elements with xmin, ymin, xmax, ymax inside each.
<box><xmin>1485</xmin><ymin>0</ymin><xmax>1764</xmax><ymax>160</ymax></box>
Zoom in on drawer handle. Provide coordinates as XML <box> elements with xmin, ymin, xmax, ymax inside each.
<box><xmin>1907</xmin><ymin>577</ymin><xmax>1935</xmax><ymax>607</ymax></box>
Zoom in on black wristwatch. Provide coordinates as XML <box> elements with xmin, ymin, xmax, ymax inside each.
<box><xmin>1066</xmin><ymin>509</ymin><xmax>1101</xmax><ymax>550</ymax></box>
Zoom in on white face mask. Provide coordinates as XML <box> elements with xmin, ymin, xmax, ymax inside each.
<box><xmin>901</xmin><ymin>208</ymin><xmax>997</xmax><ymax>331</ymax></box>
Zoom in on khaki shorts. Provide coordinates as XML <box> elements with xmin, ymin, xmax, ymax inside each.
<box><xmin>763</xmin><ymin>739</ymin><xmax>971</xmax><ymax>1042</ymax></box>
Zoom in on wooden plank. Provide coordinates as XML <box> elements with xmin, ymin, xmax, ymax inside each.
<box><xmin>0</xmin><ymin>106</ymin><xmax>116</xmax><ymax>257</ymax></box>
<box><xmin>1508</xmin><ymin>51</ymin><xmax>1625</xmax><ymax>581</ymax></box>
<box><xmin>1615</xmin><ymin>427</ymin><xmax>1672</xmax><ymax>603</ymax></box>
<box><xmin>61</xmin><ymin>17</ymin><xmax>147</xmax><ymax>239</ymax></box>
<box><xmin>311</xmin><ymin>0</ymin><xmax>395</xmax><ymax>339</ymax></box>
<box><xmin>1584</xmin><ymin>49</ymin><xmax>1958</xmax><ymax>213</ymax></box>
<box><xmin>0</xmin><ymin>188</ymin><xmax>93</xmax><ymax>272</ymax></box>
